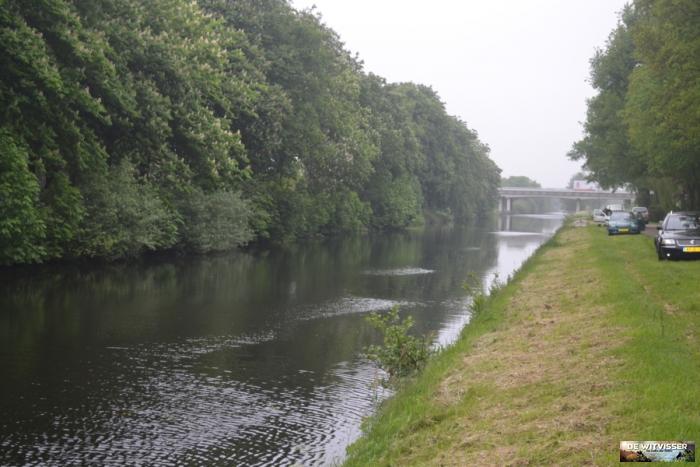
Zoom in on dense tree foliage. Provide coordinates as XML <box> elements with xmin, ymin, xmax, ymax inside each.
<box><xmin>501</xmin><ymin>176</ymin><xmax>540</xmax><ymax>188</ymax></box>
<box><xmin>570</xmin><ymin>0</ymin><xmax>700</xmax><ymax>211</ymax></box>
<box><xmin>0</xmin><ymin>0</ymin><xmax>500</xmax><ymax>265</ymax></box>
<box><xmin>360</xmin><ymin>76</ymin><xmax>499</xmax><ymax>227</ymax></box>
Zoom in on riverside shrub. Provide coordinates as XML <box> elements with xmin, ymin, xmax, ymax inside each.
<box><xmin>365</xmin><ymin>306</ymin><xmax>433</xmax><ymax>382</ymax></box>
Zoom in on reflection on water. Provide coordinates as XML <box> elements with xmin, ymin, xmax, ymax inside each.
<box><xmin>486</xmin><ymin>213</ymin><xmax>565</xmax><ymax>286</ymax></box>
<box><xmin>0</xmin><ymin>214</ymin><xmax>562</xmax><ymax>465</ymax></box>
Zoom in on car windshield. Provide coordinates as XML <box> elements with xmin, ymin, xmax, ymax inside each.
<box><xmin>665</xmin><ymin>215</ymin><xmax>700</xmax><ymax>230</ymax></box>
<box><xmin>610</xmin><ymin>212</ymin><xmax>633</xmax><ymax>221</ymax></box>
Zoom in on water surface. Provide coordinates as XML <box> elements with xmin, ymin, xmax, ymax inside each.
<box><xmin>0</xmin><ymin>214</ymin><xmax>562</xmax><ymax>465</ymax></box>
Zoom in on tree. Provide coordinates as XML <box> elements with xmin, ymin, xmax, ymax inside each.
<box><xmin>569</xmin><ymin>5</ymin><xmax>643</xmax><ymax>190</ymax></box>
<box><xmin>571</xmin><ymin>1</ymin><xmax>700</xmax><ymax>210</ymax></box>
<box><xmin>624</xmin><ymin>0</ymin><xmax>700</xmax><ymax>208</ymax></box>
<box><xmin>0</xmin><ymin>0</ymin><xmax>502</xmax><ymax>264</ymax></box>
<box><xmin>501</xmin><ymin>176</ymin><xmax>541</xmax><ymax>188</ymax></box>
<box><xmin>0</xmin><ymin>130</ymin><xmax>46</xmax><ymax>264</ymax></box>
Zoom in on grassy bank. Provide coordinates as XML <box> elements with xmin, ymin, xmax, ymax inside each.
<box><xmin>345</xmin><ymin>222</ymin><xmax>700</xmax><ymax>465</ymax></box>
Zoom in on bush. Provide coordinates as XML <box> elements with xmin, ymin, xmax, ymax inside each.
<box><xmin>330</xmin><ymin>190</ymin><xmax>372</xmax><ymax>233</ymax></box>
<box><xmin>79</xmin><ymin>160</ymin><xmax>179</xmax><ymax>259</ymax></box>
<box><xmin>181</xmin><ymin>189</ymin><xmax>253</xmax><ymax>253</ymax></box>
<box><xmin>369</xmin><ymin>174</ymin><xmax>422</xmax><ymax>229</ymax></box>
<box><xmin>365</xmin><ymin>306</ymin><xmax>433</xmax><ymax>382</ymax></box>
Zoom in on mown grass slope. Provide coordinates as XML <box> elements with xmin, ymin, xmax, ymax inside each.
<box><xmin>345</xmin><ymin>223</ymin><xmax>700</xmax><ymax>466</ymax></box>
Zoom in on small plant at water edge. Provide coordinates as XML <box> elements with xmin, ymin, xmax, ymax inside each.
<box><xmin>463</xmin><ymin>272</ymin><xmax>505</xmax><ymax>318</ymax></box>
<box><xmin>462</xmin><ymin>272</ymin><xmax>485</xmax><ymax>318</ymax></box>
<box><xmin>365</xmin><ymin>306</ymin><xmax>433</xmax><ymax>382</ymax></box>
<box><xmin>488</xmin><ymin>272</ymin><xmax>504</xmax><ymax>295</ymax></box>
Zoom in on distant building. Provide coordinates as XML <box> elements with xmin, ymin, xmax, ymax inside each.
<box><xmin>572</xmin><ymin>180</ymin><xmax>600</xmax><ymax>191</ymax></box>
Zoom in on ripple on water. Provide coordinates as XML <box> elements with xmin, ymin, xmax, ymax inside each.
<box><xmin>1</xmin><ymin>335</ymin><xmax>390</xmax><ymax>467</ymax></box>
<box><xmin>302</xmin><ymin>296</ymin><xmax>411</xmax><ymax>320</ymax></box>
<box><xmin>361</xmin><ymin>267</ymin><xmax>435</xmax><ymax>276</ymax></box>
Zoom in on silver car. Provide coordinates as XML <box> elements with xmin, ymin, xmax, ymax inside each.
<box><xmin>592</xmin><ymin>208</ymin><xmax>609</xmax><ymax>225</ymax></box>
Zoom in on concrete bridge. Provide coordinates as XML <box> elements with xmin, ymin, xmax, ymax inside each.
<box><xmin>498</xmin><ymin>187</ymin><xmax>635</xmax><ymax>213</ymax></box>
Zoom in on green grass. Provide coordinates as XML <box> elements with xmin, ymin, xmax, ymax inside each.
<box><xmin>344</xmin><ymin>231</ymin><xmax>563</xmax><ymax>465</ymax></box>
<box><xmin>589</xmin><ymin>228</ymin><xmax>700</xmax><ymax>440</ymax></box>
<box><xmin>344</xmin><ymin>223</ymin><xmax>700</xmax><ymax>466</ymax></box>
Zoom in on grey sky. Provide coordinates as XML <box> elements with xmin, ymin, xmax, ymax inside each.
<box><xmin>291</xmin><ymin>0</ymin><xmax>628</xmax><ymax>188</ymax></box>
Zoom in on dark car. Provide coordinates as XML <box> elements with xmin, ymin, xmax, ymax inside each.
<box><xmin>632</xmin><ymin>206</ymin><xmax>649</xmax><ymax>222</ymax></box>
<box><xmin>655</xmin><ymin>211</ymin><xmax>700</xmax><ymax>260</ymax></box>
<box><xmin>632</xmin><ymin>206</ymin><xmax>649</xmax><ymax>229</ymax></box>
<box><xmin>607</xmin><ymin>211</ymin><xmax>641</xmax><ymax>235</ymax></box>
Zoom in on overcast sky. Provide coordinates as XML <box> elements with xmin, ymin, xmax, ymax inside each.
<box><xmin>291</xmin><ymin>0</ymin><xmax>629</xmax><ymax>187</ymax></box>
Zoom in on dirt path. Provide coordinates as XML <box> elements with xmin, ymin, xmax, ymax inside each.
<box><xmin>642</xmin><ymin>222</ymin><xmax>658</xmax><ymax>238</ymax></box>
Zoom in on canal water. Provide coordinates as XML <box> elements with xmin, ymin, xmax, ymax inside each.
<box><xmin>0</xmin><ymin>214</ymin><xmax>563</xmax><ymax>466</ymax></box>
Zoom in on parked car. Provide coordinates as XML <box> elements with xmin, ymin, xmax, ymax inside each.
<box><xmin>605</xmin><ymin>204</ymin><xmax>624</xmax><ymax>213</ymax></box>
<box><xmin>592</xmin><ymin>208</ymin><xmax>609</xmax><ymax>226</ymax></box>
<box><xmin>631</xmin><ymin>207</ymin><xmax>648</xmax><ymax>230</ymax></box>
<box><xmin>655</xmin><ymin>211</ymin><xmax>700</xmax><ymax>260</ymax></box>
<box><xmin>607</xmin><ymin>211</ymin><xmax>641</xmax><ymax>235</ymax></box>
<box><xmin>632</xmin><ymin>206</ymin><xmax>649</xmax><ymax>222</ymax></box>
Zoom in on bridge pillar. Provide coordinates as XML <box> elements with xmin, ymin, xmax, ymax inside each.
<box><xmin>498</xmin><ymin>197</ymin><xmax>511</xmax><ymax>213</ymax></box>
<box><xmin>500</xmin><ymin>213</ymin><xmax>512</xmax><ymax>231</ymax></box>
<box><xmin>575</xmin><ymin>198</ymin><xmax>581</xmax><ymax>212</ymax></box>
